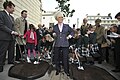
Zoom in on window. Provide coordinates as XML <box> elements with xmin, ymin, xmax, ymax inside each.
<box><xmin>43</xmin><ymin>17</ymin><xmax>45</xmax><ymax>19</ymax></box>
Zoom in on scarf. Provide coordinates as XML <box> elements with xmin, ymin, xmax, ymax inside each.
<box><xmin>30</xmin><ymin>31</ymin><xmax>35</xmax><ymax>40</ymax></box>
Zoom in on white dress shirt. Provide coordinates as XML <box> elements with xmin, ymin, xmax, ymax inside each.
<box><xmin>58</xmin><ymin>23</ymin><xmax>63</xmax><ymax>32</ymax></box>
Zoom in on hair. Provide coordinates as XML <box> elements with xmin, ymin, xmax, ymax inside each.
<box><xmin>95</xmin><ymin>18</ymin><xmax>101</xmax><ymax>23</ymax></box>
<box><xmin>111</xmin><ymin>24</ymin><xmax>117</xmax><ymax>27</ymax></box>
<box><xmin>88</xmin><ymin>24</ymin><xmax>92</xmax><ymax>28</ymax></box>
<box><xmin>74</xmin><ymin>29</ymin><xmax>80</xmax><ymax>39</ymax></box>
<box><xmin>49</xmin><ymin>26</ymin><xmax>52</xmax><ymax>29</ymax></box>
<box><xmin>38</xmin><ymin>24</ymin><xmax>42</xmax><ymax>28</ymax></box>
<box><xmin>3</xmin><ymin>1</ymin><xmax>15</xmax><ymax>9</ymax></box>
<box><xmin>54</xmin><ymin>11</ymin><xmax>64</xmax><ymax>20</ymax></box>
<box><xmin>73</xmin><ymin>24</ymin><xmax>76</xmax><ymax>28</ymax></box>
<box><xmin>21</xmin><ymin>10</ymin><xmax>27</xmax><ymax>14</ymax></box>
<box><xmin>83</xmin><ymin>18</ymin><xmax>88</xmax><ymax>22</ymax></box>
<box><xmin>76</xmin><ymin>28</ymin><xmax>80</xmax><ymax>31</ymax></box>
<box><xmin>115</xmin><ymin>12</ymin><xmax>120</xmax><ymax>18</ymax></box>
<box><xmin>110</xmin><ymin>24</ymin><xmax>117</xmax><ymax>32</ymax></box>
<box><xmin>29</xmin><ymin>24</ymin><xmax>35</xmax><ymax>31</ymax></box>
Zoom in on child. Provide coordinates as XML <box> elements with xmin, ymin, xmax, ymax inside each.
<box><xmin>88</xmin><ymin>26</ymin><xmax>100</xmax><ymax>62</ymax></box>
<box><xmin>82</xmin><ymin>26</ymin><xmax>97</xmax><ymax>64</ymax></box>
<box><xmin>88</xmin><ymin>26</ymin><xmax>97</xmax><ymax>45</ymax></box>
<box><xmin>70</xmin><ymin>29</ymin><xmax>82</xmax><ymax>63</ymax></box>
<box><xmin>24</xmin><ymin>24</ymin><xmax>37</xmax><ymax>63</ymax></box>
<box><xmin>44</xmin><ymin>34</ymin><xmax>54</xmax><ymax>59</ymax></box>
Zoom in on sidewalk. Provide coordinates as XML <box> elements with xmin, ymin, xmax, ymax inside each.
<box><xmin>0</xmin><ymin>61</ymin><xmax>120</xmax><ymax>80</ymax></box>
<box><xmin>95</xmin><ymin>61</ymin><xmax>120</xmax><ymax>80</ymax></box>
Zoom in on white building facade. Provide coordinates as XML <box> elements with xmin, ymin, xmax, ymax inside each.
<box><xmin>42</xmin><ymin>11</ymin><xmax>57</xmax><ymax>28</ymax></box>
<box><xmin>42</xmin><ymin>11</ymin><xmax>73</xmax><ymax>28</ymax></box>
<box><xmin>0</xmin><ymin>0</ymin><xmax>42</xmax><ymax>27</ymax></box>
<box><xmin>87</xmin><ymin>15</ymin><xmax>119</xmax><ymax>27</ymax></box>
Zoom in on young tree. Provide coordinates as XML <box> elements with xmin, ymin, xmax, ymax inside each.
<box><xmin>56</xmin><ymin>0</ymin><xmax>75</xmax><ymax>17</ymax></box>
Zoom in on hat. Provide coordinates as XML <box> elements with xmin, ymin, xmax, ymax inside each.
<box><xmin>115</xmin><ymin>12</ymin><xmax>120</xmax><ymax>18</ymax></box>
<box><xmin>54</xmin><ymin>11</ymin><xmax>64</xmax><ymax>20</ymax></box>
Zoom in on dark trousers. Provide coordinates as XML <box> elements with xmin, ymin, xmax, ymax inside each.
<box><xmin>0</xmin><ymin>40</ymin><xmax>15</xmax><ymax>66</ymax></box>
<box><xmin>36</xmin><ymin>40</ymin><xmax>42</xmax><ymax>53</ymax></box>
<box><xmin>15</xmin><ymin>44</ymin><xmax>25</xmax><ymax>61</ymax></box>
<box><xmin>102</xmin><ymin>47</ymin><xmax>109</xmax><ymax>62</ymax></box>
<box><xmin>114</xmin><ymin>44</ymin><xmax>120</xmax><ymax>69</ymax></box>
<box><xmin>98</xmin><ymin>44</ymin><xmax>103</xmax><ymax>62</ymax></box>
<box><xmin>54</xmin><ymin>47</ymin><xmax>69</xmax><ymax>73</ymax></box>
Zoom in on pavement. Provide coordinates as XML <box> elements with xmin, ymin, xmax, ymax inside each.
<box><xmin>95</xmin><ymin>61</ymin><xmax>120</xmax><ymax>80</ymax></box>
<box><xmin>0</xmin><ymin>61</ymin><xmax>120</xmax><ymax>80</ymax></box>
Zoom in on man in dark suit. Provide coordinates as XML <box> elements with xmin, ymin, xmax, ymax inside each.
<box><xmin>0</xmin><ymin>1</ymin><xmax>18</xmax><ymax>72</ymax></box>
<box><xmin>53</xmin><ymin>12</ymin><xmax>74</xmax><ymax>76</ymax></box>
<box><xmin>112</xmin><ymin>12</ymin><xmax>120</xmax><ymax>72</ymax></box>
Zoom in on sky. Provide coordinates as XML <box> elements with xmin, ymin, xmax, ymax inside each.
<box><xmin>42</xmin><ymin>0</ymin><xmax>120</xmax><ymax>25</ymax></box>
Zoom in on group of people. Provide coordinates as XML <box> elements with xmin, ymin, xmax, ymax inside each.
<box><xmin>77</xmin><ymin>13</ymin><xmax>120</xmax><ymax>73</ymax></box>
<box><xmin>0</xmin><ymin>1</ymin><xmax>18</xmax><ymax>72</ymax></box>
<box><xmin>71</xmin><ymin>14</ymin><xmax>120</xmax><ymax>73</ymax></box>
<box><xmin>0</xmin><ymin>1</ymin><xmax>73</xmax><ymax>76</ymax></box>
<box><xmin>0</xmin><ymin>1</ymin><xmax>120</xmax><ymax>78</ymax></box>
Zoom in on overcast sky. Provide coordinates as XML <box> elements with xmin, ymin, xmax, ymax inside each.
<box><xmin>42</xmin><ymin>0</ymin><xmax>119</xmax><ymax>25</ymax></box>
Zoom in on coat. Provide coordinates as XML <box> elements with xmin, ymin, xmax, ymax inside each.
<box><xmin>94</xmin><ymin>25</ymin><xmax>105</xmax><ymax>44</ymax></box>
<box><xmin>53</xmin><ymin>24</ymin><xmax>74</xmax><ymax>47</ymax></box>
<box><xmin>24</xmin><ymin>30</ymin><xmax>37</xmax><ymax>46</ymax></box>
<box><xmin>14</xmin><ymin>17</ymin><xmax>29</xmax><ymax>45</ymax></box>
<box><xmin>81</xmin><ymin>23</ymin><xmax>90</xmax><ymax>36</ymax></box>
<box><xmin>0</xmin><ymin>10</ymin><xmax>15</xmax><ymax>40</ymax></box>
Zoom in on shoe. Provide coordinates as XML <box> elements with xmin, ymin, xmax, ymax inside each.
<box><xmin>56</xmin><ymin>71</ymin><xmax>60</xmax><ymax>75</ymax></box>
<box><xmin>8</xmin><ymin>62</ymin><xmax>14</xmax><ymax>64</ymax></box>
<box><xmin>27</xmin><ymin>57</ymin><xmax>31</xmax><ymax>63</ymax></box>
<box><xmin>0</xmin><ymin>66</ymin><xmax>3</xmax><ymax>72</ymax></box>
<box><xmin>78</xmin><ymin>66</ymin><xmax>84</xmax><ymax>70</ymax></box>
<box><xmin>112</xmin><ymin>69</ymin><xmax>120</xmax><ymax>72</ymax></box>
<box><xmin>67</xmin><ymin>73</ymin><xmax>70</xmax><ymax>76</ymax></box>
<box><xmin>66</xmin><ymin>73</ymin><xmax>70</xmax><ymax>76</ymax></box>
<box><xmin>33</xmin><ymin>61</ymin><xmax>39</xmax><ymax>64</ymax></box>
<box><xmin>90</xmin><ymin>61</ymin><xmax>94</xmax><ymax>65</ymax></box>
<box><xmin>98</xmin><ymin>61</ymin><xmax>102</xmax><ymax>64</ymax></box>
<box><xmin>47</xmin><ymin>56</ymin><xmax>51</xmax><ymax>59</ymax></box>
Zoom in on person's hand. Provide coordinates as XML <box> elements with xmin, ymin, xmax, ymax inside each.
<box><xmin>118</xmin><ymin>35</ymin><xmax>120</xmax><ymax>37</ymax></box>
<box><xmin>21</xmin><ymin>36</ymin><xmax>25</xmax><ymax>39</ymax></box>
<box><xmin>11</xmin><ymin>31</ymin><xmax>19</xmax><ymax>35</ymax></box>
<box><xmin>53</xmin><ymin>33</ymin><xmax>57</xmax><ymax>37</ymax></box>
<box><xmin>66</xmin><ymin>36</ymin><xmax>69</xmax><ymax>39</ymax></box>
<box><xmin>19</xmin><ymin>34</ymin><xmax>23</xmax><ymax>37</ymax></box>
<box><xmin>67</xmin><ymin>35</ymin><xmax>72</xmax><ymax>39</ymax></box>
<box><xmin>111</xmin><ymin>39</ymin><xmax>115</xmax><ymax>43</ymax></box>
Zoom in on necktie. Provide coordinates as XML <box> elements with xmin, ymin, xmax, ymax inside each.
<box><xmin>24</xmin><ymin>19</ymin><xmax>27</xmax><ymax>34</ymax></box>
